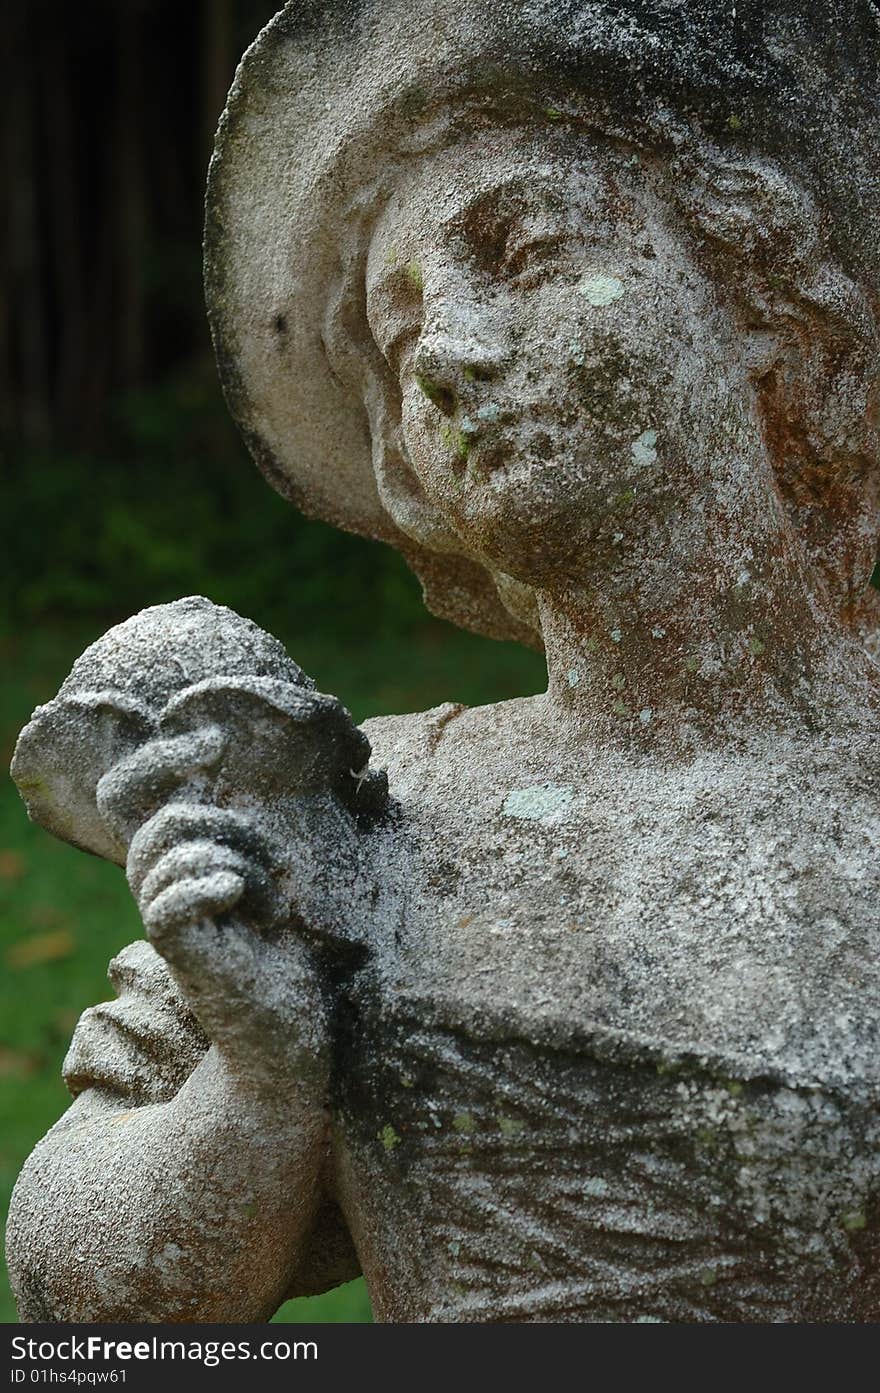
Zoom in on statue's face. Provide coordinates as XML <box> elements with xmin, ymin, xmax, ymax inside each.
<box><xmin>366</xmin><ymin>130</ymin><xmax>764</xmax><ymax>588</ymax></box>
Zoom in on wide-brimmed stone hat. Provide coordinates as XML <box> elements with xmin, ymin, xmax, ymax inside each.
<box><xmin>205</xmin><ymin>0</ymin><xmax>879</xmax><ymax>647</ymax></box>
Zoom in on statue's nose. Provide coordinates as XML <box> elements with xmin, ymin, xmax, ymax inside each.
<box><xmin>413</xmin><ymin>326</ymin><xmax>504</xmax><ymax>416</ymax></box>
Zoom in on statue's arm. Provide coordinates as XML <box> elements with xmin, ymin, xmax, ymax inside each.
<box><xmin>6</xmin><ymin>939</ymin><xmax>356</xmax><ymax>1323</ymax></box>
<box><xmin>7</xmin><ymin>633</ymin><xmax>381</xmax><ymax>1322</ymax></box>
<box><xmin>8</xmin><ymin>1048</ymin><xmax>324</xmax><ymax>1323</ymax></box>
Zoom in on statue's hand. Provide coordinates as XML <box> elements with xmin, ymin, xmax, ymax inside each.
<box><xmin>97</xmin><ymin>728</ymin><xmax>329</xmax><ymax>1094</ymax></box>
<box><xmin>127</xmin><ymin>801</ymin><xmax>280</xmax><ymax>941</ymax></box>
<box><xmin>12</xmin><ymin>602</ymin><xmax>387</xmax><ymax>1103</ymax></box>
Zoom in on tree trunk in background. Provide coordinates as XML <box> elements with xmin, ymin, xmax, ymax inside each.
<box><xmin>5</xmin><ymin>9</ymin><xmax>51</xmax><ymax>445</ymax></box>
<box><xmin>203</xmin><ymin>0</ymin><xmax>235</xmax><ymax>174</ymax></box>
<box><xmin>43</xmin><ymin>21</ymin><xmax>88</xmax><ymax>436</ymax></box>
<box><xmin>116</xmin><ymin>1</ymin><xmax>147</xmax><ymax>391</ymax></box>
<box><xmin>0</xmin><ymin>0</ymin><xmax>278</xmax><ymax>449</ymax></box>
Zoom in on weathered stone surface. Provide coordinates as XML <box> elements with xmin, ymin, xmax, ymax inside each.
<box><xmin>7</xmin><ymin>2</ymin><xmax>880</xmax><ymax>1322</ymax></box>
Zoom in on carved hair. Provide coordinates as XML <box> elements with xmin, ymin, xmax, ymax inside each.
<box><xmin>674</xmin><ymin>147</ymin><xmax>880</xmax><ymax>635</ymax></box>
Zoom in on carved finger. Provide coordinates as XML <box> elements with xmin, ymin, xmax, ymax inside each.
<box><xmin>142</xmin><ymin>870</ymin><xmax>245</xmax><ymax>943</ymax></box>
<box><xmin>127</xmin><ymin>804</ymin><xmax>272</xmax><ymax>899</ymax></box>
<box><xmin>97</xmin><ymin>727</ymin><xmax>227</xmax><ymax>840</ymax></box>
<box><xmin>137</xmin><ymin>841</ymin><xmax>257</xmax><ymax>907</ymax></box>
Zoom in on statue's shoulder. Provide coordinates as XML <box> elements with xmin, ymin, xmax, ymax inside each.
<box><xmin>361</xmin><ymin>697</ymin><xmax>533</xmax><ymax>788</ymax></box>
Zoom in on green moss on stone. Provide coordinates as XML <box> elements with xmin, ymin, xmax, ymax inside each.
<box><xmin>379</xmin><ymin>1124</ymin><xmax>401</xmax><ymax>1152</ymax></box>
<box><xmin>842</xmin><ymin>1210</ymin><xmax>866</xmax><ymax>1233</ymax></box>
<box><xmin>405</xmin><ymin>259</ymin><xmax>424</xmax><ymax>292</ymax></box>
<box><xmin>440</xmin><ymin>424</ymin><xmax>470</xmax><ymax>462</ymax></box>
<box><xmin>498</xmin><ymin>1114</ymin><xmax>525</xmax><ymax>1138</ymax></box>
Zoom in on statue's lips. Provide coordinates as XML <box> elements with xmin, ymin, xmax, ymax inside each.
<box><xmin>452</xmin><ymin>413</ymin><xmax>563</xmax><ymax>480</ymax></box>
<box><xmin>455</xmin><ymin>433</ymin><xmax>585</xmax><ymax>487</ymax></box>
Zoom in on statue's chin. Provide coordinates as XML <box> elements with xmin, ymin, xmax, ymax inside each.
<box><xmin>435</xmin><ymin>465</ymin><xmax>633</xmax><ymax>590</ymax></box>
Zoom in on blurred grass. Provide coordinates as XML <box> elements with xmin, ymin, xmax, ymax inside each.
<box><xmin>0</xmin><ymin>605</ymin><xmax>544</xmax><ymax>1325</ymax></box>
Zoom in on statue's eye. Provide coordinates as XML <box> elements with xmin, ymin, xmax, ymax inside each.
<box><xmin>462</xmin><ymin>214</ymin><xmax>515</xmax><ymax>276</ymax></box>
<box><xmin>503</xmin><ymin>234</ymin><xmax>569</xmax><ymax>285</ymax></box>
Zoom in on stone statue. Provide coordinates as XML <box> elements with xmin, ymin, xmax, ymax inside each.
<box><xmin>7</xmin><ymin>1</ymin><xmax>880</xmax><ymax>1322</ymax></box>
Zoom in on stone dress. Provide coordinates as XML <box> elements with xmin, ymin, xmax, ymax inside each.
<box><xmin>63</xmin><ymin>699</ymin><xmax>880</xmax><ymax>1322</ymax></box>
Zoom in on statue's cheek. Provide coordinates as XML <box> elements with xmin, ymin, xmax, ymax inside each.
<box><xmin>399</xmin><ymin>388</ymin><xmax>467</xmax><ymax>496</ymax></box>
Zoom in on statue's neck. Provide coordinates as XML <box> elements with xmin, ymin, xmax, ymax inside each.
<box><xmin>536</xmin><ymin>464</ymin><xmax>877</xmax><ymax>754</ymax></box>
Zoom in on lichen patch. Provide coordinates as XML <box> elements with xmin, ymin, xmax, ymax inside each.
<box><xmin>631</xmin><ymin>428</ymin><xmax>659</xmax><ymax>466</ymax></box>
<box><xmin>579</xmin><ymin>272</ymin><xmax>625</xmax><ymax>306</ymax></box>
<box><xmin>503</xmin><ymin>784</ymin><xmax>576</xmax><ymax>821</ymax></box>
